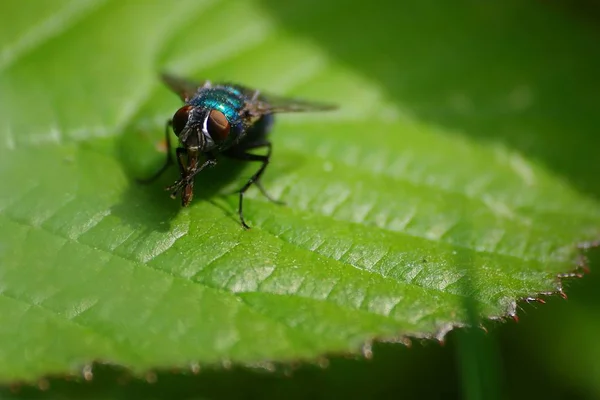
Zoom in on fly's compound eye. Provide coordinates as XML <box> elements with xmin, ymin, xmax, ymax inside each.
<box><xmin>172</xmin><ymin>105</ymin><xmax>192</xmax><ymax>136</ymax></box>
<box><xmin>206</xmin><ymin>109</ymin><xmax>230</xmax><ymax>142</ymax></box>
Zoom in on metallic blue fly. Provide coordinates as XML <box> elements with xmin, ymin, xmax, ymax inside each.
<box><xmin>140</xmin><ymin>73</ymin><xmax>336</xmax><ymax>229</ymax></box>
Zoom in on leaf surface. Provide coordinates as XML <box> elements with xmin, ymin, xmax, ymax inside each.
<box><xmin>0</xmin><ymin>0</ymin><xmax>599</xmax><ymax>383</ymax></box>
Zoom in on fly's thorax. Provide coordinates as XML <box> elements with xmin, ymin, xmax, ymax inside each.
<box><xmin>190</xmin><ymin>86</ymin><xmax>246</xmax><ymax>123</ymax></box>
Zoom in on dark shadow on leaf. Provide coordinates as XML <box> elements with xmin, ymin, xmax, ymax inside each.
<box><xmin>258</xmin><ymin>0</ymin><xmax>600</xmax><ymax>200</ymax></box>
<box><xmin>112</xmin><ymin>126</ymin><xmax>269</xmax><ymax>231</ymax></box>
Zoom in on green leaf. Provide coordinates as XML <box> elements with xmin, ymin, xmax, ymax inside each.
<box><xmin>1</xmin><ymin>0</ymin><xmax>599</xmax><ymax>384</ymax></box>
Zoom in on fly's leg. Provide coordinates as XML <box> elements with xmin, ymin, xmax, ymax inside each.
<box><xmin>223</xmin><ymin>140</ymin><xmax>282</xmax><ymax>229</ymax></box>
<box><xmin>166</xmin><ymin>151</ymin><xmax>217</xmax><ymax>206</ymax></box>
<box><xmin>138</xmin><ymin>119</ymin><xmax>174</xmax><ymax>183</ymax></box>
<box><xmin>167</xmin><ymin>147</ymin><xmax>192</xmax><ymax>204</ymax></box>
<box><xmin>252</xmin><ymin>141</ymin><xmax>283</xmax><ymax>205</ymax></box>
<box><xmin>226</xmin><ymin>140</ymin><xmax>282</xmax><ymax>203</ymax></box>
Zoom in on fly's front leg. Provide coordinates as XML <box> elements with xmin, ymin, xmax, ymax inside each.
<box><xmin>167</xmin><ymin>147</ymin><xmax>193</xmax><ymax>204</ymax></box>
<box><xmin>178</xmin><ymin>157</ymin><xmax>218</xmax><ymax>206</ymax></box>
<box><xmin>138</xmin><ymin>119</ymin><xmax>174</xmax><ymax>183</ymax></box>
<box><xmin>166</xmin><ymin>151</ymin><xmax>217</xmax><ymax>206</ymax></box>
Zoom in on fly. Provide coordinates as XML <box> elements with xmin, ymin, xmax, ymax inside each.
<box><xmin>140</xmin><ymin>73</ymin><xmax>336</xmax><ymax>229</ymax></box>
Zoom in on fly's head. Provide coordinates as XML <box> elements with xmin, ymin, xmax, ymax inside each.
<box><xmin>171</xmin><ymin>106</ymin><xmax>231</xmax><ymax>151</ymax></box>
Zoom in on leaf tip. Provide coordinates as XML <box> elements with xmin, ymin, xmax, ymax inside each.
<box><xmin>435</xmin><ymin>322</ymin><xmax>458</xmax><ymax>343</ymax></box>
<box><xmin>82</xmin><ymin>364</ymin><xmax>93</xmax><ymax>381</ymax></box>
<box><xmin>361</xmin><ymin>341</ymin><xmax>374</xmax><ymax>359</ymax></box>
<box><xmin>558</xmin><ymin>289</ymin><xmax>568</xmax><ymax>300</ymax></box>
<box><xmin>189</xmin><ymin>362</ymin><xmax>200</xmax><ymax>374</ymax></box>
<box><xmin>523</xmin><ymin>297</ymin><xmax>545</xmax><ymax>304</ymax></box>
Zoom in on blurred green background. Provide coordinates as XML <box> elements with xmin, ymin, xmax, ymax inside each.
<box><xmin>2</xmin><ymin>0</ymin><xmax>600</xmax><ymax>398</ymax></box>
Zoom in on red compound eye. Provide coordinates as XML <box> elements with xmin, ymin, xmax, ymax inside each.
<box><xmin>172</xmin><ymin>105</ymin><xmax>192</xmax><ymax>136</ymax></box>
<box><xmin>206</xmin><ymin>109</ymin><xmax>230</xmax><ymax>142</ymax></box>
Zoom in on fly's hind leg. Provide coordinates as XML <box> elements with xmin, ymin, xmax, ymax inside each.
<box><xmin>223</xmin><ymin>140</ymin><xmax>282</xmax><ymax>229</ymax></box>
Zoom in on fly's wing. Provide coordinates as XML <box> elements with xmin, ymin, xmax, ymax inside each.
<box><xmin>161</xmin><ymin>73</ymin><xmax>210</xmax><ymax>102</ymax></box>
<box><xmin>257</xmin><ymin>93</ymin><xmax>338</xmax><ymax>114</ymax></box>
<box><xmin>229</xmin><ymin>84</ymin><xmax>337</xmax><ymax>116</ymax></box>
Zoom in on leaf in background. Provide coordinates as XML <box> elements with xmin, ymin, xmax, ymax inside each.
<box><xmin>0</xmin><ymin>0</ymin><xmax>599</xmax><ymax>384</ymax></box>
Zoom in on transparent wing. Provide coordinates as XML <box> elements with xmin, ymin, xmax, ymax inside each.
<box><xmin>260</xmin><ymin>96</ymin><xmax>337</xmax><ymax>114</ymax></box>
<box><xmin>253</xmin><ymin>91</ymin><xmax>337</xmax><ymax>114</ymax></box>
<box><xmin>225</xmin><ymin>84</ymin><xmax>337</xmax><ymax>115</ymax></box>
<box><xmin>161</xmin><ymin>74</ymin><xmax>337</xmax><ymax>113</ymax></box>
<box><xmin>161</xmin><ymin>72</ymin><xmax>210</xmax><ymax>102</ymax></box>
